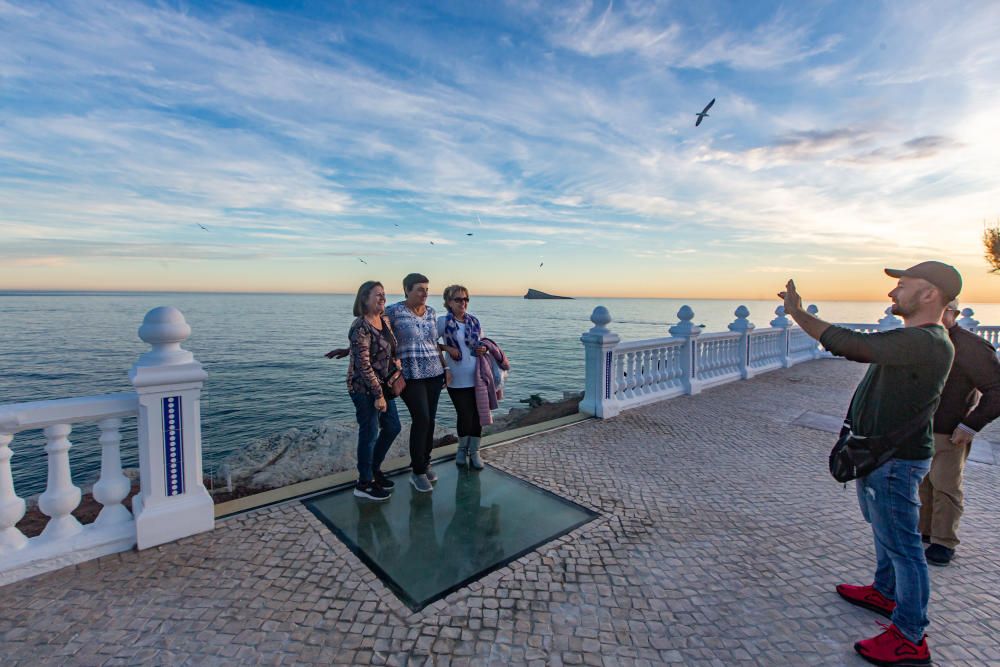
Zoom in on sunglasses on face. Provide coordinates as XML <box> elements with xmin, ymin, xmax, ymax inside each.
<box><xmin>452</xmin><ymin>297</ymin><xmax>469</xmax><ymax>303</ymax></box>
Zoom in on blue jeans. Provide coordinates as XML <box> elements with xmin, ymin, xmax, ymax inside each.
<box><xmin>350</xmin><ymin>392</ymin><xmax>401</xmax><ymax>483</ymax></box>
<box><xmin>856</xmin><ymin>457</ymin><xmax>932</xmax><ymax>643</ymax></box>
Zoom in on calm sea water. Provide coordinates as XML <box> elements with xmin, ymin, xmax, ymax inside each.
<box><xmin>2</xmin><ymin>292</ymin><xmax>998</xmax><ymax>496</ymax></box>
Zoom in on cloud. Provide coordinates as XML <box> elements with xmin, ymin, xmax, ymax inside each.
<box><xmin>841</xmin><ymin>136</ymin><xmax>964</xmax><ymax>165</ymax></box>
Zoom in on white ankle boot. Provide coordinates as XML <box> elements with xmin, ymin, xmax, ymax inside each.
<box><xmin>455</xmin><ymin>436</ymin><xmax>469</xmax><ymax>467</ymax></box>
<box><xmin>467</xmin><ymin>436</ymin><xmax>484</xmax><ymax>470</ymax></box>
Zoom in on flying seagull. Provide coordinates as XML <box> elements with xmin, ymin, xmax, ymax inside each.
<box><xmin>357</xmin><ymin>257</ymin><xmax>367</xmax><ymax>265</ymax></box>
<box><xmin>695</xmin><ymin>98</ymin><xmax>715</xmax><ymax>127</ymax></box>
<box><xmin>539</xmin><ymin>262</ymin><xmax>544</xmax><ymax>268</ymax></box>
<box><xmin>196</xmin><ymin>223</ymin><xmax>209</xmax><ymax>231</ymax></box>
<box><xmin>466</xmin><ymin>233</ymin><xmax>474</xmax><ymax>236</ymax></box>
<box><xmin>430</xmin><ymin>241</ymin><xmax>435</xmax><ymax>245</ymax></box>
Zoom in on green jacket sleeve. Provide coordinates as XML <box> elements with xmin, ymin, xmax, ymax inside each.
<box><xmin>819</xmin><ymin>326</ymin><xmax>936</xmax><ymax>366</ymax></box>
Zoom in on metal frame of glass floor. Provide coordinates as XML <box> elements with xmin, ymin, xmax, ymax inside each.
<box><xmin>304</xmin><ymin>462</ymin><xmax>598</xmax><ymax>611</ymax></box>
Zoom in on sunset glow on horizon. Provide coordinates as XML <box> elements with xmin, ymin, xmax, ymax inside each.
<box><xmin>2</xmin><ymin>2</ymin><xmax>999</xmax><ymax>302</ymax></box>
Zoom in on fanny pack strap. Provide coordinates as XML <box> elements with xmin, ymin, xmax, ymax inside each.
<box><xmin>842</xmin><ymin>401</ymin><xmax>936</xmax><ymax>449</ymax></box>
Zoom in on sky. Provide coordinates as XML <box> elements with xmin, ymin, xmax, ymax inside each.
<box><xmin>1</xmin><ymin>1</ymin><xmax>999</xmax><ymax>301</ymax></box>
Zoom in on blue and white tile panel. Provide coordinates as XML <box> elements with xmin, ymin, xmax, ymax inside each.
<box><xmin>161</xmin><ymin>396</ymin><xmax>185</xmax><ymax>497</ymax></box>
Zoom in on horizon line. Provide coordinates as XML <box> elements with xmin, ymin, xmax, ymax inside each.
<box><xmin>0</xmin><ymin>288</ymin><xmax>943</xmax><ymax>303</ymax></box>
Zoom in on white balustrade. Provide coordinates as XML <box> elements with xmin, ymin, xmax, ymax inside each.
<box><xmin>747</xmin><ymin>329</ymin><xmax>786</xmax><ymax>374</ymax></box>
<box><xmin>0</xmin><ymin>307</ymin><xmax>213</xmax><ymax>587</ymax></box>
<box><xmin>579</xmin><ymin>301</ymin><xmax>982</xmax><ymax>420</ymax></box>
<box><xmin>975</xmin><ymin>326</ymin><xmax>1000</xmax><ymax>350</ymax></box>
<box><xmin>612</xmin><ymin>338</ymin><xmax>686</xmax><ymax>408</ymax></box>
<box><xmin>693</xmin><ymin>332</ymin><xmax>743</xmax><ymax>388</ymax></box>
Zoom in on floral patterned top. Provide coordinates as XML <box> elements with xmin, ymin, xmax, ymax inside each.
<box><xmin>347</xmin><ymin>315</ymin><xmax>398</xmax><ymax>398</ymax></box>
<box><xmin>385</xmin><ymin>302</ymin><xmax>445</xmax><ymax>380</ymax></box>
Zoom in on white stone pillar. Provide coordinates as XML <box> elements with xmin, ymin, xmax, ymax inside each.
<box><xmin>670</xmin><ymin>306</ymin><xmax>702</xmax><ymax>395</ymax></box>
<box><xmin>579</xmin><ymin>307</ymin><xmax>621</xmax><ymax>419</ymax></box>
<box><xmin>728</xmin><ymin>306</ymin><xmax>755</xmax><ymax>379</ymax></box>
<box><xmin>0</xmin><ymin>432</ymin><xmax>28</xmax><ymax>552</ymax></box>
<box><xmin>129</xmin><ymin>307</ymin><xmax>213</xmax><ymax>550</ymax></box>
<box><xmin>93</xmin><ymin>417</ymin><xmax>132</xmax><ymax>527</ymax></box>
<box><xmin>877</xmin><ymin>306</ymin><xmax>903</xmax><ymax>332</ymax></box>
<box><xmin>769</xmin><ymin>306</ymin><xmax>792</xmax><ymax>367</ymax></box>
<box><xmin>956</xmin><ymin>308</ymin><xmax>978</xmax><ymax>331</ymax></box>
<box><xmin>807</xmin><ymin>305</ymin><xmax>822</xmax><ymax>358</ymax></box>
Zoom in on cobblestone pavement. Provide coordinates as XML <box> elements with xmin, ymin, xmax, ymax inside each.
<box><xmin>3</xmin><ymin>360</ymin><xmax>999</xmax><ymax>666</ymax></box>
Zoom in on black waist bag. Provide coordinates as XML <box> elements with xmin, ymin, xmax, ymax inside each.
<box><xmin>829</xmin><ymin>405</ymin><xmax>933</xmax><ymax>483</ymax></box>
<box><xmin>829</xmin><ymin>431</ymin><xmax>897</xmax><ymax>483</ymax></box>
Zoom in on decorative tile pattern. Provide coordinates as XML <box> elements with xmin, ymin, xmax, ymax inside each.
<box><xmin>604</xmin><ymin>351</ymin><xmax>612</xmax><ymax>400</ymax></box>
<box><xmin>161</xmin><ymin>396</ymin><xmax>185</xmax><ymax>497</ymax></box>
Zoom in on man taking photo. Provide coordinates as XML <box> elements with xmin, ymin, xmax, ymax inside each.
<box><xmin>779</xmin><ymin>260</ymin><xmax>961</xmax><ymax>666</ymax></box>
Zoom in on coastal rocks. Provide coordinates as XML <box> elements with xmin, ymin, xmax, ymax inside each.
<box><xmin>484</xmin><ymin>391</ymin><xmax>583</xmax><ymax>434</ymax></box>
<box><xmin>217</xmin><ymin>419</ymin><xmax>454</xmax><ymax>491</ymax></box>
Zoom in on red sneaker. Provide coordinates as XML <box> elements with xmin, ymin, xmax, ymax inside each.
<box><xmin>854</xmin><ymin>622</ymin><xmax>931</xmax><ymax>666</ymax></box>
<box><xmin>836</xmin><ymin>583</ymin><xmax>896</xmax><ymax>618</ymax></box>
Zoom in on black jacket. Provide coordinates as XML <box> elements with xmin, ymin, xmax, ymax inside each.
<box><xmin>933</xmin><ymin>325</ymin><xmax>1000</xmax><ymax>435</ymax></box>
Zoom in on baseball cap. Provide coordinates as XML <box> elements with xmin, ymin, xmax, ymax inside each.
<box><xmin>884</xmin><ymin>261</ymin><xmax>962</xmax><ymax>301</ymax></box>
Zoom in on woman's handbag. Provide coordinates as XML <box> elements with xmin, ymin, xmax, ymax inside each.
<box><xmin>828</xmin><ymin>405</ymin><xmax>934</xmax><ymax>483</ymax></box>
<box><xmin>382</xmin><ymin>367</ymin><xmax>406</xmax><ymax>399</ymax></box>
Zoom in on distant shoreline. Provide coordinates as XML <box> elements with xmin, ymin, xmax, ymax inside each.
<box><xmin>0</xmin><ymin>290</ymin><xmax>909</xmax><ymax>303</ymax></box>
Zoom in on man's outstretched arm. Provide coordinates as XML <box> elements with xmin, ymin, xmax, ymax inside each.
<box><xmin>778</xmin><ymin>279</ymin><xmax>831</xmax><ymax>341</ymax></box>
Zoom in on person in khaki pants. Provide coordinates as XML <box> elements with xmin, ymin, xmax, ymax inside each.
<box><xmin>919</xmin><ymin>300</ymin><xmax>1000</xmax><ymax>566</ymax></box>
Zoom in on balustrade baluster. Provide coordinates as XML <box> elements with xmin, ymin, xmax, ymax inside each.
<box><xmin>640</xmin><ymin>349</ymin><xmax>652</xmax><ymax>393</ymax></box>
<box><xmin>626</xmin><ymin>352</ymin><xmax>637</xmax><ymax>396</ymax></box>
<box><xmin>38</xmin><ymin>423</ymin><xmax>83</xmax><ymax>541</ymax></box>
<box><xmin>93</xmin><ymin>417</ymin><xmax>133</xmax><ymax>526</ymax></box>
<box><xmin>0</xmin><ymin>433</ymin><xmax>28</xmax><ymax>552</ymax></box>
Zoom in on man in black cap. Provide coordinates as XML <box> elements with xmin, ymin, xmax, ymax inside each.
<box><xmin>778</xmin><ymin>260</ymin><xmax>960</xmax><ymax>666</ymax></box>
<box><xmin>919</xmin><ymin>299</ymin><xmax>1000</xmax><ymax>566</ymax></box>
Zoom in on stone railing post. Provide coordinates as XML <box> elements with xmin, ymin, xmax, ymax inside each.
<box><xmin>877</xmin><ymin>306</ymin><xmax>903</xmax><ymax>332</ymax></box>
<box><xmin>769</xmin><ymin>306</ymin><xmax>792</xmax><ymax>367</ymax></box>
<box><xmin>670</xmin><ymin>306</ymin><xmax>702</xmax><ymax>394</ymax></box>
<box><xmin>806</xmin><ymin>305</ymin><xmax>821</xmax><ymax>358</ymax></box>
<box><xmin>129</xmin><ymin>307</ymin><xmax>213</xmax><ymax>550</ymax></box>
<box><xmin>579</xmin><ymin>307</ymin><xmax>621</xmax><ymax>419</ymax></box>
<box><xmin>728</xmin><ymin>306</ymin><xmax>755</xmax><ymax>379</ymax></box>
<box><xmin>956</xmin><ymin>308</ymin><xmax>979</xmax><ymax>331</ymax></box>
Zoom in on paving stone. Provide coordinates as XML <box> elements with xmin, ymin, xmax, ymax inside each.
<box><xmin>1</xmin><ymin>361</ymin><xmax>998</xmax><ymax>665</ymax></box>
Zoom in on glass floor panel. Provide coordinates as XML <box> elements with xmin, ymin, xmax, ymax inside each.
<box><xmin>304</xmin><ymin>463</ymin><xmax>598</xmax><ymax>611</ymax></box>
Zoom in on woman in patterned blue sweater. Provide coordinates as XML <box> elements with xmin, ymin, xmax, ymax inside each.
<box><xmin>386</xmin><ymin>273</ymin><xmax>446</xmax><ymax>494</ymax></box>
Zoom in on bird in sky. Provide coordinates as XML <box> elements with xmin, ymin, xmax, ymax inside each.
<box><xmin>357</xmin><ymin>257</ymin><xmax>367</xmax><ymax>265</ymax></box>
<box><xmin>196</xmin><ymin>223</ymin><xmax>209</xmax><ymax>231</ymax></box>
<box><xmin>466</xmin><ymin>233</ymin><xmax>474</xmax><ymax>236</ymax></box>
<box><xmin>695</xmin><ymin>98</ymin><xmax>715</xmax><ymax>127</ymax></box>
<box><xmin>430</xmin><ymin>241</ymin><xmax>435</xmax><ymax>245</ymax></box>
<box><xmin>539</xmin><ymin>262</ymin><xmax>544</xmax><ymax>268</ymax></box>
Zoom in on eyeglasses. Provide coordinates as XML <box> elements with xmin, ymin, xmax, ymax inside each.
<box><xmin>451</xmin><ymin>297</ymin><xmax>470</xmax><ymax>303</ymax></box>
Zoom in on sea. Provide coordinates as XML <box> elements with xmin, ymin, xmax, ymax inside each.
<box><xmin>3</xmin><ymin>292</ymin><xmax>998</xmax><ymax>497</ymax></box>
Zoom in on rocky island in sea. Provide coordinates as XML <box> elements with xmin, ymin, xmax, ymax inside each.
<box><xmin>523</xmin><ymin>288</ymin><xmax>572</xmax><ymax>299</ymax></box>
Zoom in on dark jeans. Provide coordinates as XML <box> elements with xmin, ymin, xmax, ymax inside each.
<box><xmin>400</xmin><ymin>374</ymin><xmax>444</xmax><ymax>474</ymax></box>
<box><xmin>447</xmin><ymin>387</ymin><xmax>482</xmax><ymax>437</ymax></box>
<box><xmin>350</xmin><ymin>392</ymin><xmax>401</xmax><ymax>483</ymax></box>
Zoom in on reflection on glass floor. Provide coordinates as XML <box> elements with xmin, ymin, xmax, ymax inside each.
<box><xmin>303</xmin><ymin>463</ymin><xmax>597</xmax><ymax>610</ymax></box>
